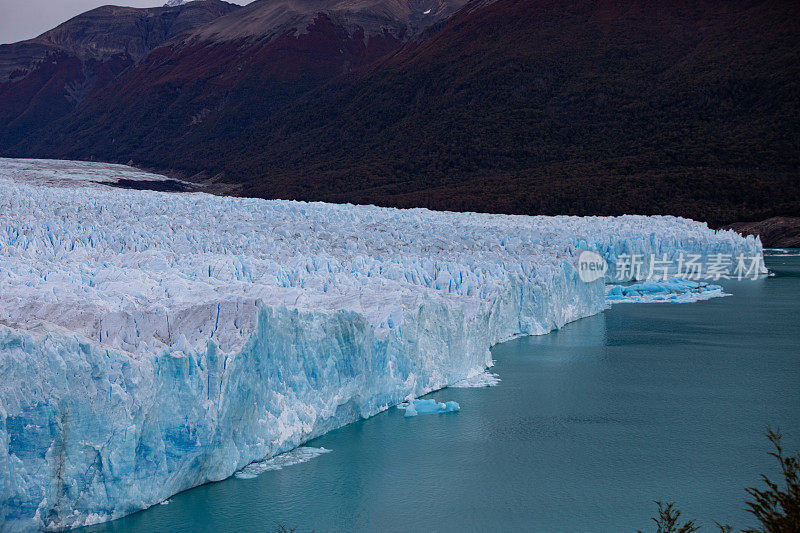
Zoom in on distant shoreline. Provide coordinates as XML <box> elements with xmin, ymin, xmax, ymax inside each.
<box><xmin>723</xmin><ymin>217</ymin><xmax>800</xmax><ymax>248</ymax></box>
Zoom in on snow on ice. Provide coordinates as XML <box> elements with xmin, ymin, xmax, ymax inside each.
<box><xmin>0</xmin><ymin>158</ymin><xmax>763</xmax><ymax>530</ymax></box>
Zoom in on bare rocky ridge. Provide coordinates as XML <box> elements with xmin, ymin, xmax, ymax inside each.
<box><xmin>724</xmin><ymin>218</ymin><xmax>800</xmax><ymax>248</ymax></box>
<box><xmin>0</xmin><ymin>1</ymin><xmax>240</xmax><ymax>82</ymax></box>
<box><xmin>185</xmin><ymin>0</ymin><xmax>469</xmax><ymax>43</ymax></box>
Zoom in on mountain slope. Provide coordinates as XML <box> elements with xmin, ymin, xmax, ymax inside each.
<box><xmin>0</xmin><ymin>0</ymin><xmax>241</xmax><ymax>150</ymax></box>
<box><xmin>220</xmin><ymin>0</ymin><xmax>800</xmax><ymax>226</ymax></box>
<box><xmin>6</xmin><ymin>0</ymin><xmax>800</xmax><ymax>226</ymax></box>
<box><xmin>185</xmin><ymin>0</ymin><xmax>467</xmax><ymax>42</ymax></box>
<box><xmin>5</xmin><ymin>0</ymin><xmax>468</xmax><ymax>177</ymax></box>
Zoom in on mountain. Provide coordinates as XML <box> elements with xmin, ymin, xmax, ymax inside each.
<box><xmin>2</xmin><ymin>0</ymin><xmax>469</xmax><ymax>176</ymax></box>
<box><xmin>185</xmin><ymin>0</ymin><xmax>469</xmax><ymax>42</ymax></box>
<box><xmin>0</xmin><ymin>0</ymin><xmax>241</xmax><ymax>150</ymax></box>
<box><xmin>3</xmin><ymin>0</ymin><xmax>800</xmax><ymax>226</ymax></box>
<box><xmin>216</xmin><ymin>0</ymin><xmax>800</xmax><ymax>227</ymax></box>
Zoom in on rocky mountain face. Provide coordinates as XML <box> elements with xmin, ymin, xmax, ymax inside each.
<box><xmin>185</xmin><ymin>0</ymin><xmax>468</xmax><ymax>43</ymax></box>
<box><xmin>0</xmin><ymin>0</ymin><xmax>240</xmax><ymax>149</ymax></box>
<box><xmin>2</xmin><ymin>0</ymin><xmax>799</xmax><ymax>226</ymax></box>
<box><xmin>724</xmin><ymin>218</ymin><xmax>800</xmax><ymax>248</ymax></box>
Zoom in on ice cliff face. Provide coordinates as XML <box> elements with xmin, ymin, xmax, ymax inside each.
<box><xmin>0</xmin><ymin>159</ymin><xmax>762</xmax><ymax>531</ymax></box>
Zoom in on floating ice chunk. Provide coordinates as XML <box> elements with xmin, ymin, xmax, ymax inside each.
<box><xmin>605</xmin><ymin>278</ymin><xmax>727</xmax><ymax>304</ymax></box>
<box><xmin>235</xmin><ymin>447</ymin><xmax>331</xmax><ymax>480</ymax></box>
<box><xmin>451</xmin><ymin>370</ymin><xmax>501</xmax><ymax>388</ymax></box>
<box><xmin>399</xmin><ymin>399</ymin><xmax>460</xmax><ymax>417</ymax></box>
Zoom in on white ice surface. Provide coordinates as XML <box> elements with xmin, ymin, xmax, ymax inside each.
<box><xmin>0</xmin><ymin>159</ymin><xmax>763</xmax><ymax>531</ymax></box>
<box><xmin>0</xmin><ymin>158</ymin><xmax>186</xmax><ymax>189</ymax></box>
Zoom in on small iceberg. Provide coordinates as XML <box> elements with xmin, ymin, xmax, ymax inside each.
<box><xmin>451</xmin><ymin>370</ymin><xmax>501</xmax><ymax>388</ymax></box>
<box><xmin>398</xmin><ymin>399</ymin><xmax>460</xmax><ymax>417</ymax></box>
<box><xmin>605</xmin><ymin>278</ymin><xmax>727</xmax><ymax>304</ymax></box>
<box><xmin>235</xmin><ymin>447</ymin><xmax>331</xmax><ymax>479</ymax></box>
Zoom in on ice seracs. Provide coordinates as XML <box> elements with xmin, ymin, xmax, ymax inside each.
<box><xmin>0</xmin><ymin>159</ymin><xmax>763</xmax><ymax>531</ymax></box>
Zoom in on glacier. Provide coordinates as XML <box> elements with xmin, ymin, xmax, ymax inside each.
<box><xmin>0</xmin><ymin>158</ymin><xmax>763</xmax><ymax>531</ymax></box>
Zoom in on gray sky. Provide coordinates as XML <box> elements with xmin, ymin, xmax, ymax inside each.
<box><xmin>0</xmin><ymin>0</ymin><xmax>253</xmax><ymax>44</ymax></box>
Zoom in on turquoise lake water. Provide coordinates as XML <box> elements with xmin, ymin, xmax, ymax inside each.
<box><xmin>82</xmin><ymin>254</ymin><xmax>800</xmax><ymax>532</ymax></box>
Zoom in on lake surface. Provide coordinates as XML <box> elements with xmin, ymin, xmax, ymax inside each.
<box><xmin>83</xmin><ymin>254</ymin><xmax>800</xmax><ymax>532</ymax></box>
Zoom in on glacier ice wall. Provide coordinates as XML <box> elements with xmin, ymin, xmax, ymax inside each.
<box><xmin>0</xmin><ymin>159</ymin><xmax>762</xmax><ymax>531</ymax></box>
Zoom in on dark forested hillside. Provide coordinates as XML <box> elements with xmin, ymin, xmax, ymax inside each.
<box><xmin>221</xmin><ymin>0</ymin><xmax>800</xmax><ymax>227</ymax></box>
<box><xmin>6</xmin><ymin>0</ymin><xmax>800</xmax><ymax>226</ymax></box>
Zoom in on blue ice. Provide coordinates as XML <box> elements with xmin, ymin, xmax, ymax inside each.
<box><xmin>399</xmin><ymin>399</ymin><xmax>461</xmax><ymax>417</ymax></box>
<box><xmin>606</xmin><ymin>278</ymin><xmax>726</xmax><ymax>303</ymax></box>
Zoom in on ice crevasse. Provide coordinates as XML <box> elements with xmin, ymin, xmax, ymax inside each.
<box><xmin>0</xmin><ymin>159</ymin><xmax>763</xmax><ymax>531</ymax></box>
